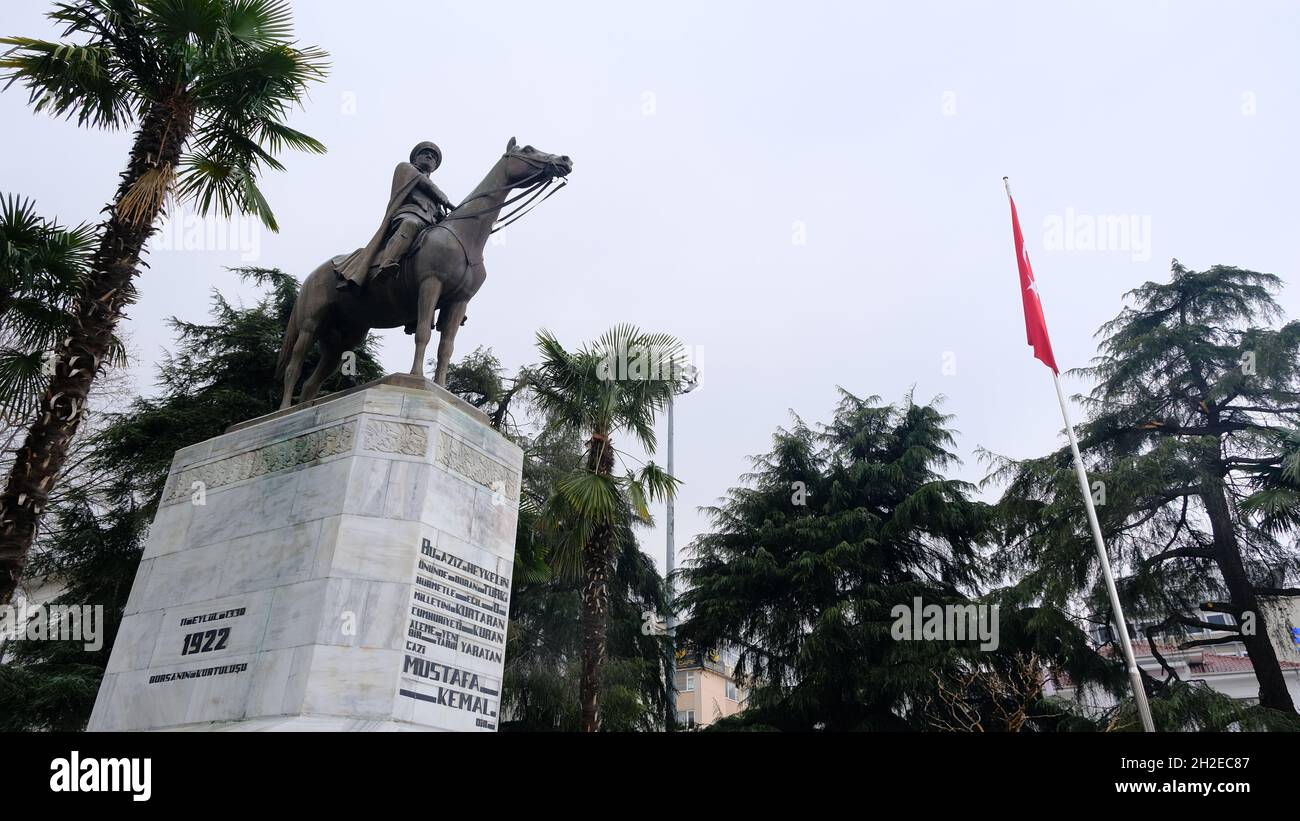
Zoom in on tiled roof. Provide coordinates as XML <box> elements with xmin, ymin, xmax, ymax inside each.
<box><xmin>1189</xmin><ymin>653</ymin><xmax>1297</xmax><ymax>674</ymax></box>
<box><xmin>1049</xmin><ymin>644</ymin><xmax>1300</xmax><ymax>689</ymax></box>
<box><xmin>1127</xmin><ymin>641</ymin><xmax>1181</xmax><ymax>657</ymax></box>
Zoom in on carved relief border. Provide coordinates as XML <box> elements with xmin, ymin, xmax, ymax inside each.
<box><xmin>360</xmin><ymin>419</ymin><xmax>429</xmax><ymax>457</ymax></box>
<box><xmin>434</xmin><ymin>430</ymin><xmax>518</xmax><ymax>498</ymax></box>
<box><xmin>163</xmin><ymin>421</ymin><xmax>356</xmax><ymax>503</ymax></box>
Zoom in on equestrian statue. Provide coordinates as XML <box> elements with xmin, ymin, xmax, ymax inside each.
<box><xmin>275</xmin><ymin>137</ymin><xmax>572</xmax><ymax>409</ymax></box>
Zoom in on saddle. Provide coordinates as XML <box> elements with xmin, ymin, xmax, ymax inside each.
<box><xmin>331</xmin><ymin>223</ymin><xmax>471</xmax><ymax>334</ymax></box>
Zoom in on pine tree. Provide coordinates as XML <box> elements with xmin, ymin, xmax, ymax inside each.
<box><xmin>988</xmin><ymin>261</ymin><xmax>1300</xmax><ymax>715</ymax></box>
<box><xmin>677</xmin><ymin>389</ymin><xmax>1085</xmax><ymax>731</ymax></box>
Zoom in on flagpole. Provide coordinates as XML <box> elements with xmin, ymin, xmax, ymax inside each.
<box><xmin>1051</xmin><ymin>373</ymin><xmax>1157</xmax><ymax>732</ymax></box>
<box><xmin>1003</xmin><ymin>177</ymin><xmax>1157</xmax><ymax>733</ymax></box>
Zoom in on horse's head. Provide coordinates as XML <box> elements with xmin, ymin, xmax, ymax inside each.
<box><xmin>503</xmin><ymin>137</ymin><xmax>573</xmax><ymax>187</ymax></box>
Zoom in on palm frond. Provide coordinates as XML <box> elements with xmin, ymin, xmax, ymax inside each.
<box><xmin>174</xmin><ymin>151</ymin><xmax>257</xmax><ymax>224</ymax></box>
<box><xmin>0</xmin><ymin>348</ymin><xmax>49</xmax><ymax>422</ymax></box>
<box><xmin>635</xmin><ymin>460</ymin><xmax>680</xmax><ymax>505</ymax></box>
<box><xmin>221</xmin><ymin>0</ymin><xmax>296</xmax><ymax>45</ymax></box>
<box><xmin>0</xmin><ymin>37</ymin><xmax>132</xmax><ymax>128</ymax></box>
<box><xmin>556</xmin><ymin>469</ymin><xmax>621</xmax><ymax>525</ymax></box>
<box><xmin>1242</xmin><ymin>487</ymin><xmax>1300</xmax><ymax>535</ymax></box>
<box><xmin>6</xmin><ymin>0</ymin><xmax>328</xmax><ymax>228</ymax></box>
<box><xmin>251</xmin><ymin>118</ymin><xmax>324</xmax><ymax>155</ymax></box>
<box><xmin>625</xmin><ymin>471</ymin><xmax>651</xmax><ymax>523</ymax></box>
<box><xmin>139</xmin><ymin>0</ymin><xmax>224</xmax><ymax>46</ymax></box>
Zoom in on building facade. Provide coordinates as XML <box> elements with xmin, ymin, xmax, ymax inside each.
<box><xmin>674</xmin><ymin>646</ymin><xmax>746</xmax><ymax>729</ymax></box>
<box><xmin>1046</xmin><ymin>599</ymin><xmax>1300</xmax><ymax>713</ymax></box>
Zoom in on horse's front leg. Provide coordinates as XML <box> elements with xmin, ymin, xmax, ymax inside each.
<box><xmin>411</xmin><ymin>277</ymin><xmax>443</xmax><ymax>378</ymax></box>
<box><xmin>434</xmin><ymin>300</ymin><xmax>469</xmax><ymax>386</ymax></box>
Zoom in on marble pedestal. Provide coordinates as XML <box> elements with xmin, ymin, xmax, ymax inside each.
<box><xmin>88</xmin><ymin>375</ymin><xmax>521</xmax><ymax>732</ymax></box>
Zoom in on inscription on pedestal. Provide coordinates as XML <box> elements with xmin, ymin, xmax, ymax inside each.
<box><xmin>148</xmin><ymin>599</ymin><xmax>255</xmax><ymax>685</ymax></box>
<box><xmin>399</xmin><ymin>537</ymin><xmax>511</xmax><ymax>731</ymax></box>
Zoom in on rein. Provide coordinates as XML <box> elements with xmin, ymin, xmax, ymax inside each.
<box><xmin>491</xmin><ymin>176</ymin><xmax>566</xmax><ymax>233</ymax></box>
<box><xmin>439</xmin><ymin>151</ymin><xmax>568</xmax><ymax>234</ymax></box>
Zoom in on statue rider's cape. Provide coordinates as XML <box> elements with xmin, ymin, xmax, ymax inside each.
<box><xmin>333</xmin><ymin>161</ymin><xmax>430</xmax><ymax>290</ymax></box>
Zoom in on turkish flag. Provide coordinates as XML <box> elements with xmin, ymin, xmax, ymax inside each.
<box><xmin>1007</xmin><ymin>190</ymin><xmax>1059</xmax><ymax>373</ymax></box>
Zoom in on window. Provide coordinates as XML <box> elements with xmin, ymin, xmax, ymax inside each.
<box><xmin>725</xmin><ymin>680</ymin><xmax>738</xmax><ymax>701</ymax></box>
<box><xmin>676</xmin><ymin>710</ymin><xmax>696</xmax><ymax>728</ymax></box>
<box><xmin>684</xmin><ymin>672</ymin><xmax>695</xmax><ymax>691</ymax></box>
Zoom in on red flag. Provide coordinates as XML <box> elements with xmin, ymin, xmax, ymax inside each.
<box><xmin>1006</xmin><ymin>188</ymin><xmax>1059</xmax><ymax>373</ymax></box>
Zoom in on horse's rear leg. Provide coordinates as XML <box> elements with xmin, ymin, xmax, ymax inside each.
<box><xmin>299</xmin><ymin>327</ymin><xmax>344</xmax><ymax>404</ymax></box>
<box><xmin>434</xmin><ymin>300</ymin><xmax>469</xmax><ymax>386</ymax></box>
<box><xmin>411</xmin><ymin>278</ymin><xmax>443</xmax><ymax>378</ymax></box>
<box><xmin>280</xmin><ymin>318</ymin><xmax>319</xmax><ymax>410</ymax></box>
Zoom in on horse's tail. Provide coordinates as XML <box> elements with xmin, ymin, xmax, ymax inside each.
<box><xmin>274</xmin><ymin>304</ymin><xmax>300</xmax><ymax>383</ymax></box>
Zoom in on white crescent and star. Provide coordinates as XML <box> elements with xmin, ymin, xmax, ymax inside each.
<box><xmin>1019</xmin><ymin>244</ymin><xmax>1041</xmax><ymax>298</ymax></box>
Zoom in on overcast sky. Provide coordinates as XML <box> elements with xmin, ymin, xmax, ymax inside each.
<box><xmin>4</xmin><ymin>0</ymin><xmax>1299</xmax><ymax>575</ymax></box>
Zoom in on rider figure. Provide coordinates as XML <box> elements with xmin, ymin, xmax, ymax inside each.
<box><xmin>335</xmin><ymin>141</ymin><xmax>455</xmax><ymax>290</ymax></box>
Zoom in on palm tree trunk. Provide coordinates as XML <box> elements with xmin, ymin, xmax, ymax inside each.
<box><xmin>1202</xmin><ymin>478</ymin><xmax>1296</xmax><ymax>713</ymax></box>
<box><xmin>0</xmin><ymin>100</ymin><xmax>190</xmax><ymax>605</ymax></box>
<box><xmin>579</xmin><ymin>433</ymin><xmax>616</xmax><ymax>732</ymax></box>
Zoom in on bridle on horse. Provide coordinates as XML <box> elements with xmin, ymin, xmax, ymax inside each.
<box><xmin>439</xmin><ymin>150</ymin><xmax>568</xmax><ymax>235</ymax></box>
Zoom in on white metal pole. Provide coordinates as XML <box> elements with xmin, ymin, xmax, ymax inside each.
<box><xmin>665</xmin><ymin>391</ymin><xmax>677</xmax><ymax>729</ymax></box>
<box><xmin>1004</xmin><ymin>175</ymin><xmax>1154</xmax><ymax>731</ymax></box>
<box><xmin>1052</xmin><ymin>371</ymin><xmax>1157</xmax><ymax>732</ymax></box>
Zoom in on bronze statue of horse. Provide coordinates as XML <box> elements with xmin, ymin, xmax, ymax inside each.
<box><xmin>275</xmin><ymin>138</ymin><xmax>572</xmax><ymax>409</ymax></box>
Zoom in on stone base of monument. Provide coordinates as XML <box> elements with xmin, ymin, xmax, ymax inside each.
<box><xmin>87</xmin><ymin>374</ymin><xmax>521</xmax><ymax>732</ymax></box>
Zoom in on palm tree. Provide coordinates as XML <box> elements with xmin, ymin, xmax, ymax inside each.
<box><xmin>0</xmin><ymin>0</ymin><xmax>327</xmax><ymax>604</ymax></box>
<box><xmin>531</xmin><ymin>325</ymin><xmax>682</xmax><ymax>731</ymax></box>
<box><xmin>0</xmin><ymin>194</ymin><xmax>96</xmax><ymax>432</ymax></box>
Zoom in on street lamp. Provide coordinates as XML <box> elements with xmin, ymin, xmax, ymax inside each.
<box><xmin>666</xmin><ymin>363</ymin><xmax>698</xmax><ymax>729</ymax></box>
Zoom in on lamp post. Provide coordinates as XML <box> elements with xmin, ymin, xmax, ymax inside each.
<box><xmin>666</xmin><ymin>363</ymin><xmax>698</xmax><ymax>730</ymax></box>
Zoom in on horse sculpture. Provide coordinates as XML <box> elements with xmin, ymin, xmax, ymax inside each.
<box><xmin>275</xmin><ymin>137</ymin><xmax>572</xmax><ymax>409</ymax></box>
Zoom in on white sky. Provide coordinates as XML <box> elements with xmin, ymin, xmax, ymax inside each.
<box><xmin>4</xmin><ymin>0</ymin><xmax>1299</xmax><ymax>575</ymax></box>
